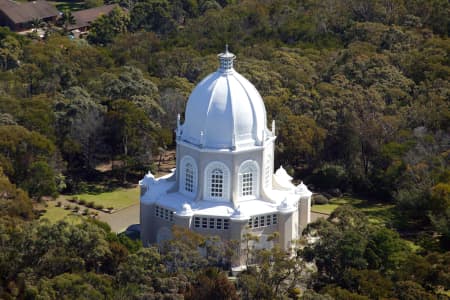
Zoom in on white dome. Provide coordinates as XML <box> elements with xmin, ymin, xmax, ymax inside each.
<box><xmin>180</xmin><ymin>48</ymin><xmax>267</xmax><ymax>149</ymax></box>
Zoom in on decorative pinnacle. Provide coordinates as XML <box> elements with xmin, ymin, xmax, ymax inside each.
<box><xmin>218</xmin><ymin>44</ymin><xmax>235</xmax><ymax>72</ymax></box>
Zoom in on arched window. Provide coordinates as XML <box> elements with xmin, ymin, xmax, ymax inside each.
<box><xmin>204</xmin><ymin>162</ymin><xmax>230</xmax><ymax>201</ymax></box>
<box><xmin>180</xmin><ymin>156</ymin><xmax>197</xmax><ymax>196</ymax></box>
<box><xmin>239</xmin><ymin>160</ymin><xmax>259</xmax><ymax>199</ymax></box>
<box><xmin>211</xmin><ymin>168</ymin><xmax>224</xmax><ymax>197</ymax></box>
<box><xmin>185</xmin><ymin>163</ymin><xmax>194</xmax><ymax>192</ymax></box>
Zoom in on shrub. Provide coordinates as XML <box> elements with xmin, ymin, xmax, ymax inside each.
<box><xmin>107</xmin><ymin>206</ymin><xmax>114</xmax><ymax>211</ymax></box>
<box><xmin>328</xmin><ymin>188</ymin><xmax>342</xmax><ymax>197</ymax></box>
<box><xmin>79</xmin><ymin>199</ymin><xmax>86</xmax><ymax>205</ymax></box>
<box><xmin>68</xmin><ymin>197</ymin><xmax>77</xmax><ymax>203</ymax></box>
<box><xmin>56</xmin><ymin>201</ymin><xmax>62</xmax><ymax>207</ymax></box>
<box><xmin>313</xmin><ymin>194</ymin><xmax>329</xmax><ymax>205</ymax></box>
<box><xmin>83</xmin><ymin>208</ymin><xmax>89</xmax><ymax>215</ymax></box>
<box><xmin>87</xmin><ymin>201</ymin><xmax>94</xmax><ymax>208</ymax></box>
<box><xmin>95</xmin><ymin>204</ymin><xmax>104</xmax><ymax>210</ymax></box>
<box><xmin>88</xmin><ymin>218</ymin><xmax>111</xmax><ymax>232</ymax></box>
<box><xmin>73</xmin><ymin>206</ymin><xmax>80</xmax><ymax>212</ymax></box>
<box><xmin>310</xmin><ymin>164</ymin><xmax>348</xmax><ymax>190</ymax></box>
<box><xmin>65</xmin><ymin>204</ymin><xmax>72</xmax><ymax>210</ymax></box>
<box><xmin>322</xmin><ymin>192</ymin><xmax>332</xmax><ymax>199</ymax></box>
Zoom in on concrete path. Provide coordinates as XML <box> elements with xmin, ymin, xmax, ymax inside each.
<box><xmin>99</xmin><ymin>203</ymin><xmax>140</xmax><ymax>233</ymax></box>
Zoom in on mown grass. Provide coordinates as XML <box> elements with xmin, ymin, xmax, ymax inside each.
<box><xmin>72</xmin><ymin>187</ymin><xmax>139</xmax><ymax>210</ymax></box>
<box><xmin>310</xmin><ymin>203</ymin><xmax>339</xmax><ymax>214</ymax></box>
<box><xmin>312</xmin><ymin>196</ymin><xmax>423</xmax><ymax>252</ymax></box>
<box><xmin>312</xmin><ymin>196</ymin><xmax>396</xmax><ymax>226</ymax></box>
<box><xmin>50</xmin><ymin>1</ymin><xmax>86</xmax><ymax>12</ymax></box>
<box><xmin>40</xmin><ymin>202</ymin><xmax>82</xmax><ymax>224</ymax></box>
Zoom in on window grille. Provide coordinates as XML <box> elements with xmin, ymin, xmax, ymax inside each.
<box><xmin>238</xmin><ymin>160</ymin><xmax>258</xmax><ymax>198</ymax></box>
<box><xmin>193</xmin><ymin>216</ymin><xmax>230</xmax><ymax>230</ymax></box>
<box><xmin>247</xmin><ymin>213</ymin><xmax>278</xmax><ymax>229</ymax></box>
<box><xmin>211</xmin><ymin>169</ymin><xmax>223</xmax><ymax>198</ymax></box>
<box><xmin>224</xmin><ymin>219</ymin><xmax>230</xmax><ymax>230</ymax></box>
<box><xmin>181</xmin><ymin>156</ymin><xmax>197</xmax><ymax>195</ymax></box>
<box><xmin>204</xmin><ymin>162</ymin><xmax>230</xmax><ymax>201</ymax></box>
<box><xmin>185</xmin><ymin>163</ymin><xmax>194</xmax><ymax>192</ymax></box>
<box><xmin>154</xmin><ymin>206</ymin><xmax>174</xmax><ymax>223</ymax></box>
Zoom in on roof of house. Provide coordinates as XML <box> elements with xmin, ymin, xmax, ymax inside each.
<box><xmin>0</xmin><ymin>0</ymin><xmax>59</xmax><ymax>24</ymax></box>
<box><xmin>68</xmin><ymin>4</ymin><xmax>117</xmax><ymax>30</ymax></box>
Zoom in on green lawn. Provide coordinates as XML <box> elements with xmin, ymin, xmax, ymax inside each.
<box><xmin>312</xmin><ymin>196</ymin><xmax>395</xmax><ymax>226</ymax></box>
<box><xmin>50</xmin><ymin>1</ymin><xmax>86</xmax><ymax>11</ymax></box>
<box><xmin>71</xmin><ymin>187</ymin><xmax>139</xmax><ymax>210</ymax></box>
<box><xmin>40</xmin><ymin>202</ymin><xmax>82</xmax><ymax>224</ymax></box>
<box><xmin>311</xmin><ymin>203</ymin><xmax>340</xmax><ymax>214</ymax></box>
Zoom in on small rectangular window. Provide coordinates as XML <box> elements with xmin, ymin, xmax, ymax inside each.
<box><xmin>217</xmin><ymin>218</ymin><xmax>222</xmax><ymax>229</ymax></box>
<box><xmin>202</xmin><ymin>218</ymin><xmax>207</xmax><ymax>228</ymax></box>
<box><xmin>170</xmin><ymin>211</ymin><xmax>174</xmax><ymax>222</ymax></box>
<box><xmin>272</xmin><ymin>214</ymin><xmax>277</xmax><ymax>225</ymax></box>
<box><xmin>266</xmin><ymin>215</ymin><xmax>271</xmax><ymax>226</ymax></box>
<box><xmin>254</xmin><ymin>216</ymin><xmax>259</xmax><ymax>228</ymax></box>
<box><xmin>260</xmin><ymin>216</ymin><xmax>265</xmax><ymax>227</ymax></box>
<box><xmin>194</xmin><ymin>217</ymin><xmax>200</xmax><ymax>228</ymax></box>
<box><xmin>248</xmin><ymin>218</ymin><xmax>253</xmax><ymax>228</ymax></box>
<box><xmin>224</xmin><ymin>219</ymin><xmax>229</xmax><ymax>230</ymax></box>
<box><xmin>209</xmin><ymin>218</ymin><xmax>215</xmax><ymax>229</ymax></box>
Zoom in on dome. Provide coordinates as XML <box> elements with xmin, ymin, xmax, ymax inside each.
<box><xmin>180</xmin><ymin>47</ymin><xmax>268</xmax><ymax>149</ymax></box>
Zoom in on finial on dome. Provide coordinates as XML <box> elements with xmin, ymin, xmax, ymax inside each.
<box><xmin>218</xmin><ymin>45</ymin><xmax>235</xmax><ymax>72</ymax></box>
<box><xmin>200</xmin><ymin>131</ymin><xmax>204</xmax><ymax>147</ymax></box>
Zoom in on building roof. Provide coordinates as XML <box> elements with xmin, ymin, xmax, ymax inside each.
<box><xmin>180</xmin><ymin>47</ymin><xmax>269</xmax><ymax>150</ymax></box>
<box><xmin>0</xmin><ymin>0</ymin><xmax>59</xmax><ymax>24</ymax></box>
<box><xmin>68</xmin><ymin>4</ymin><xmax>117</xmax><ymax>30</ymax></box>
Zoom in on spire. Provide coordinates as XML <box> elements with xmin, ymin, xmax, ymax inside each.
<box><xmin>176</xmin><ymin>113</ymin><xmax>181</xmax><ymax>139</ymax></box>
<box><xmin>218</xmin><ymin>44</ymin><xmax>235</xmax><ymax>72</ymax></box>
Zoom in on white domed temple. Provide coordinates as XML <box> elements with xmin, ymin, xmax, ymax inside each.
<box><xmin>140</xmin><ymin>47</ymin><xmax>312</xmax><ymax>266</ymax></box>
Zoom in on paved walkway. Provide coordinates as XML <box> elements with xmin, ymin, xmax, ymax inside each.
<box><xmin>99</xmin><ymin>203</ymin><xmax>140</xmax><ymax>232</ymax></box>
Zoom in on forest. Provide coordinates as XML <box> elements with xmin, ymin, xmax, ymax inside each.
<box><xmin>0</xmin><ymin>0</ymin><xmax>449</xmax><ymax>298</ymax></box>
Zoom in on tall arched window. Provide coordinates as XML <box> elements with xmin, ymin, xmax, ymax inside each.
<box><xmin>211</xmin><ymin>168</ymin><xmax>224</xmax><ymax>197</ymax></box>
<box><xmin>204</xmin><ymin>162</ymin><xmax>230</xmax><ymax>201</ymax></box>
<box><xmin>239</xmin><ymin>160</ymin><xmax>259</xmax><ymax>199</ymax></box>
<box><xmin>180</xmin><ymin>156</ymin><xmax>197</xmax><ymax>196</ymax></box>
<box><xmin>185</xmin><ymin>163</ymin><xmax>194</xmax><ymax>192</ymax></box>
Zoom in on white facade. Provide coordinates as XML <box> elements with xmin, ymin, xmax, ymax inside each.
<box><xmin>140</xmin><ymin>47</ymin><xmax>312</xmax><ymax>266</ymax></box>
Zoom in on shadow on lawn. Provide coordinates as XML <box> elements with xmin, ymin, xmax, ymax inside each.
<box><xmin>329</xmin><ymin>196</ymin><xmax>397</xmax><ymax>227</ymax></box>
<box><xmin>66</xmin><ymin>168</ymin><xmax>139</xmax><ymax>195</ymax></box>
